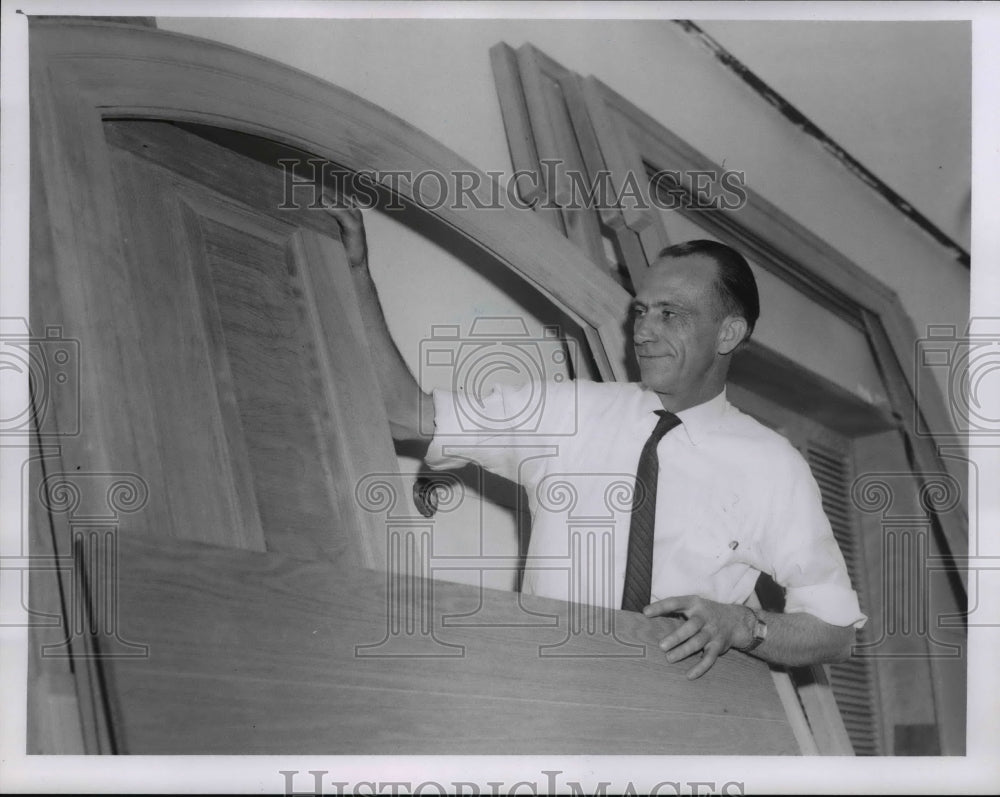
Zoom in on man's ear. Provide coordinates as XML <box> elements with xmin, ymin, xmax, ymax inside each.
<box><xmin>717</xmin><ymin>316</ymin><xmax>748</xmax><ymax>355</ymax></box>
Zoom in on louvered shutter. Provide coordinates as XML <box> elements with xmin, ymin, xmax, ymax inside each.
<box><xmin>806</xmin><ymin>441</ymin><xmax>884</xmax><ymax>755</ymax></box>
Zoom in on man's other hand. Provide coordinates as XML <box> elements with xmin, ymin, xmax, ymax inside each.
<box><xmin>320</xmin><ymin>190</ymin><xmax>369</xmax><ymax>269</ymax></box>
<box><xmin>643</xmin><ymin>595</ymin><xmax>754</xmax><ymax>680</ymax></box>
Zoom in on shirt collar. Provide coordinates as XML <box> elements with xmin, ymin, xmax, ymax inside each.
<box><xmin>640</xmin><ymin>387</ymin><xmax>729</xmax><ymax>446</ymax></box>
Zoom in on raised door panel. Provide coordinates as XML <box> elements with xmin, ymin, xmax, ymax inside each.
<box><xmin>102</xmin><ymin>120</ymin><xmax>399</xmax><ymax>564</ymax></box>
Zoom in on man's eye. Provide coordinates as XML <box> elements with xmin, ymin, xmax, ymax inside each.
<box><xmin>660</xmin><ymin>309</ymin><xmax>675</xmax><ymax>319</ymax></box>
<box><xmin>630</xmin><ymin>306</ymin><xmax>646</xmax><ymax>317</ymax></box>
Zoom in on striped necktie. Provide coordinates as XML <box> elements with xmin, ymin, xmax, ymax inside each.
<box><xmin>621</xmin><ymin>409</ymin><xmax>682</xmax><ymax>612</ymax></box>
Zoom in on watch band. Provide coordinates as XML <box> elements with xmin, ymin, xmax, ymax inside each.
<box><xmin>737</xmin><ymin>606</ymin><xmax>767</xmax><ymax>652</ymax></box>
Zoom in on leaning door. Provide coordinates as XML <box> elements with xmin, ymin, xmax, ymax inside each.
<box><xmin>28</xmin><ymin>118</ymin><xmax>402</xmax><ymax>751</ymax></box>
<box><xmin>50</xmin><ymin>119</ymin><xmax>400</xmax><ymax>564</ymax></box>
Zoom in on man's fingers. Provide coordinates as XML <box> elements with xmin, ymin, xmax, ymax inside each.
<box><xmin>318</xmin><ymin>191</ymin><xmax>368</xmax><ymax>267</ymax></box>
<box><xmin>327</xmin><ymin>206</ymin><xmax>366</xmax><ymax>244</ymax></box>
<box><xmin>320</xmin><ymin>191</ymin><xmax>363</xmax><ymax>220</ymax></box>
<box><xmin>321</xmin><ymin>194</ymin><xmax>361</xmax><ymax>221</ymax></box>
<box><xmin>664</xmin><ymin>628</ymin><xmax>711</xmax><ymax>664</ymax></box>
<box><xmin>324</xmin><ymin>203</ymin><xmax>360</xmax><ymax>221</ymax></box>
<box><xmin>643</xmin><ymin>595</ymin><xmax>694</xmax><ymax>618</ymax></box>
<box><xmin>658</xmin><ymin>616</ymin><xmax>702</xmax><ymax>654</ymax></box>
<box><xmin>647</xmin><ymin>595</ymin><xmax>730</xmax><ymax>677</ymax></box>
<box><xmin>686</xmin><ymin>647</ymin><xmax>720</xmax><ymax>680</ymax></box>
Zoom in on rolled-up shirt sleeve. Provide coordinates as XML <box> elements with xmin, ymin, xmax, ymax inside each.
<box><xmin>763</xmin><ymin>448</ymin><xmax>868</xmax><ymax>629</ymax></box>
<box><xmin>425</xmin><ymin>386</ymin><xmax>518</xmax><ymax>479</ymax></box>
<box><xmin>425</xmin><ymin>381</ymin><xmax>574</xmax><ymax>486</ymax></box>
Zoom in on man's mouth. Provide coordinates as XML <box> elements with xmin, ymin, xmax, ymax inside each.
<box><xmin>635</xmin><ymin>351</ymin><xmax>671</xmax><ymax>359</ymax></box>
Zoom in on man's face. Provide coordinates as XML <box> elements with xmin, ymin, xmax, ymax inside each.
<box><xmin>630</xmin><ymin>254</ymin><xmax>729</xmax><ymax>404</ymax></box>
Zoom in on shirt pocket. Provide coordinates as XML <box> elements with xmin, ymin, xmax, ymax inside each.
<box><xmin>672</xmin><ymin>484</ymin><xmax>752</xmax><ymax>572</ymax></box>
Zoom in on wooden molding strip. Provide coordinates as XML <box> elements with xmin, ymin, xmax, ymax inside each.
<box><xmin>492</xmin><ymin>43</ymin><xmax>656</xmax><ymax>292</ymax></box>
<box><xmin>490</xmin><ymin>43</ymin><xmax>543</xmax><ymax>203</ymax></box>
<box><xmin>515</xmin><ymin>44</ymin><xmax>608</xmax><ymax>265</ymax></box>
<box><xmin>862</xmin><ymin>310</ymin><xmax>968</xmax><ymax>595</ymax></box>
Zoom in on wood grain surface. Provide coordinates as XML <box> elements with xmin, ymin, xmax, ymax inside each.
<box><xmin>103</xmin><ymin>534</ymin><xmax>799</xmax><ymax>754</ymax></box>
<box><xmin>105</xmin><ymin>119</ymin><xmax>402</xmax><ymax>566</ymax></box>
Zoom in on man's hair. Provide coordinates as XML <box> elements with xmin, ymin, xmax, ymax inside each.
<box><xmin>655</xmin><ymin>239</ymin><xmax>760</xmax><ymax>341</ymax></box>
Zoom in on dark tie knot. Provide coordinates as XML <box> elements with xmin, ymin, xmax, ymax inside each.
<box><xmin>650</xmin><ymin>410</ymin><xmax>682</xmax><ymax>443</ymax></box>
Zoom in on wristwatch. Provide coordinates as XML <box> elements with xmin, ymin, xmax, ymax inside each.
<box><xmin>737</xmin><ymin>606</ymin><xmax>767</xmax><ymax>652</ymax></box>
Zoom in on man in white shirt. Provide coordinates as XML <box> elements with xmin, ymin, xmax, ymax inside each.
<box><xmin>326</xmin><ymin>198</ymin><xmax>864</xmax><ymax>680</ymax></box>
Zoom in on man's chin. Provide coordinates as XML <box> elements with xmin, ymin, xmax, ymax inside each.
<box><xmin>637</xmin><ymin>369</ymin><xmax>676</xmax><ymax>394</ymax></box>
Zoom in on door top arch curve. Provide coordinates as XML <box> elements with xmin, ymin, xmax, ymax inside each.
<box><xmin>30</xmin><ymin>18</ymin><xmax>630</xmax><ymax>379</ymax></box>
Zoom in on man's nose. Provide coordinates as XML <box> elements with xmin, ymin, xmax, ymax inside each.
<box><xmin>633</xmin><ymin>316</ymin><xmax>656</xmax><ymax>345</ymax></box>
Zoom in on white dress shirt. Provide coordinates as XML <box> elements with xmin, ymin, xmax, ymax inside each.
<box><xmin>427</xmin><ymin>379</ymin><xmax>866</xmax><ymax>628</ymax></box>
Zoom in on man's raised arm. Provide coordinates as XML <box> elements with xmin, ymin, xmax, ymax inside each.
<box><xmin>321</xmin><ymin>195</ymin><xmax>433</xmax><ymax>442</ymax></box>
